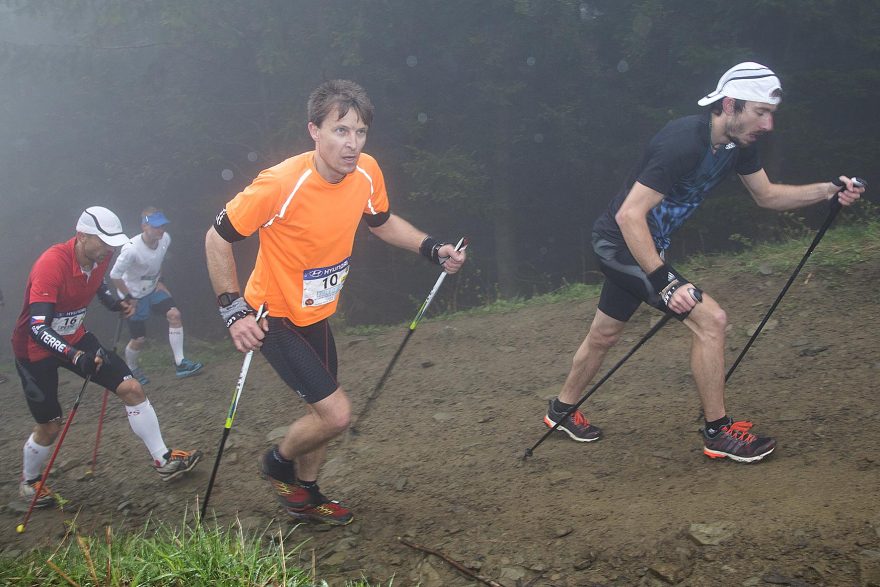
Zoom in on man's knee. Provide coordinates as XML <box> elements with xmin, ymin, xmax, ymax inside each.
<box><xmin>116</xmin><ymin>379</ymin><xmax>146</xmax><ymax>405</ymax></box>
<box><xmin>586</xmin><ymin>313</ymin><xmax>626</xmax><ymax>352</ymax></box>
<box><xmin>129</xmin><ymin>337</ymin><xmax>146</xmax><ymax>350</ymax></box>
<box><xmin>587</xmin><ymin>326</ymin><xmax>622</xmax><ymax>351</ymax></box>
<box><xmin>314</xmin><ymin>389</ymin><xmax>351</xmax><ymax>434</ymax></box>
<box><xmin>690</xmin><ymin>300</ymin><xmax>727</xmax><ymax>340</ymax></box>
<box><xmin>166</xmin><ymin>307</ymin><xmax>182</xmax><ymax>326</ymax></box>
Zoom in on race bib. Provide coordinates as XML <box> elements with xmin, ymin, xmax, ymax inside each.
<box><xmin>302</xmin><ymin>258</ymin><xmax>350</xmax><ymax>308</ymax></box>
<box><xmin>51</xmin><ymin>308</ymin><xmax>87</xmax><ymax>335</ymax></box>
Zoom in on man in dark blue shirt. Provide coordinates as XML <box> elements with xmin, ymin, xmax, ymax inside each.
<box><xmin>545</xmin><ymin>62</ymin><xmax>865</xmax><ymax>462</ymax></box>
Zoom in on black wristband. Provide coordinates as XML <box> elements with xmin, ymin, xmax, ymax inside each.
<box><xmin>647</xmin><ymin>264</ymin><xmax>692</xmax><ymax>307</ymax></box>
<box><xmin>647</xmin><ymin>264</ymin><xmax>685</xmax><ymax>293</ymax></box>
<box><xmin>419</xmin><ymin>236</ymin><xmax>449</xmax><ymax>265</ymax></box>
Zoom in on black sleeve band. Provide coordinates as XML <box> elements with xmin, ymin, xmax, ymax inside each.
<box><xmin>214</xmin><ymin>208</ymin><xmax>247</xmax><ymax>243</ymax></box>
<box><xmin>28</xmin><ymin>302</ymin><xmax>78</xmax><ymax>362</ymax></box>
<box><xmin>363</xmin><ymin>210</ymin><xmax>391</xmax><ymax>228</ymax></box>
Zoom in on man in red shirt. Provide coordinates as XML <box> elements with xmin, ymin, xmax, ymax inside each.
<box><xmin>206</xmin><ymin>80</ymin><xmax>466</xmax><ymax>525</ymax></box>
<box><xmin>12</xmin><ymin>206</ymin><xmax>202</xmax><ymax>508</ymax></box>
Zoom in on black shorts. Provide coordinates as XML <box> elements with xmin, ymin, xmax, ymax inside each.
<box><xmin>260</xmin><ymin>317</ymin><xmax>338</xmax><ymax>404</ymax></box>
<box><xmin>592</xmin><ymin>234</ymin><xmax>684</xmax><ymax>322</ymax></box>
<box><xmin>15</xmin><ymin>332</ymin><xmax>133</xmax><ymax>423</ymax></box>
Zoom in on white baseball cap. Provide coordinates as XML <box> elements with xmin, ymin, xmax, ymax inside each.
<box><xmin>76</xmin><ymin>206</ymin><xmax>129</xmax><ymax>247</ymax></box>
<box><xmin>697</xmin><ymin>62</ymin><xmax>782</xmax><ymax>106</ymax></box>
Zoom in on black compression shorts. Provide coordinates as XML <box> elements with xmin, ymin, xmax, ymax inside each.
<box><xmin>260</xmin><ymin>317</ymin><xmax>339</xmax><ymax>404</ymax></box>
<box><xmin>592</xmin><ymin>234</ymin><xmax>685</xmax><ymax>322</ymax></box>
<box><xmin>15</xmin><ymin>332</ymin><xmax>133</xmax><ymax>423</ymax></box>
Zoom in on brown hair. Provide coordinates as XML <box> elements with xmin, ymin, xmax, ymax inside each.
<box><xmin>307</xmin><ymin>80</ymin><xmax>374</xmax><ymax>128</ymax></box>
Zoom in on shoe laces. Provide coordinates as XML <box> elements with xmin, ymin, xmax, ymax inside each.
<box><xmin>722</xmin><ymin>421</ymin><xmax>755</xmax><ymax>443</ymax></box>
<box><xmin>29</xmin><ymin>480</ymin><xmax>52</xmax><ymax>496</ymax></box>
<box><xmin>270</xmin><ymin>479</ymin><xmax>298</xmax><ymax>496</ymax></box>
<box><xmin>168</xmin><ymin>449</ymin><xmax>191</xmax><ymax>461</ymax></box>
<box><xmin>569</xmin><ymin>409</ymin><xmax>590</xmax><ymax>428</ymax></box>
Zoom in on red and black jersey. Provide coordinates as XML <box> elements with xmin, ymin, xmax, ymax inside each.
<box><xmin>12</xmin><ymin>238</ymin><xmax>111</xmax><ymax>361</ymax></box>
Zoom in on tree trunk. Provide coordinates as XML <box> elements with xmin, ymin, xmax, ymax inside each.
<box><xmin>492</xmin><ymin>105</ymin><xmax>518</xmax><ymax>299</ymax></box>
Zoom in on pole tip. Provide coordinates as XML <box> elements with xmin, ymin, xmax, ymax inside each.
<box><xmin>16</xmin><ymin>524</ymin><xmax>25</xmax><ymax>534</ymax></box>
<box><xmin>523</xmin><ymin>448</ymin><xmax>533</xmax><ymax>460</ymax></box>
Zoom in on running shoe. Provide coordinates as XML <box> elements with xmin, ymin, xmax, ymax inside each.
<box><xmin>703</xmin><ymin>421</ymin><xmax>776</xmax><ymax>463</ymax></box>
<box><xmin>130</xmin><ymin>367</ymin><xmax>150</xmax><ymax>386</ymax></box>
<box><xmin>260</xmin><ymin>447</ymin><xmax>309</xmax><ymax>509</ymax></box>
<box><xmin>155</xmin><ymin>449</ymin><xmax>202</xmax><ymax>481</ymax></box>
<box><xmin>285</xmin><ymin>485</ymin><xmax>354</xmax><ymax>526</ymax></box>
<box><xmin>175</xmin><ymin>358</ymin><xmax>203</xmax><ymax>378</ymax></box>
<box><xmin>19</xmin><ymin>478</ymin><xmax>54</xmax><ymax>508</ymax></box>
<box><xmin>544</xmin><ymin>400</ymin><xmax>602</xmax><ymax>442</ymax></box>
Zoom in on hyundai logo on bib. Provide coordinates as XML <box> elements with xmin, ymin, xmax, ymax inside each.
<box><xmin>303</xmin><ymin>258</ymin><xmax>350</xmax><ymax>279</ymax></box>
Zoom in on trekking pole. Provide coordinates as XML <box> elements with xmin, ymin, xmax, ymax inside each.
<box><xmin>350</xmin><ymin>237</ymin><xmax>468</xmax><ymax>433</ymax></box>
<box><xmin>87</xmin><ymin>315</ymin><xmax>126</xmax><ymax>476</ymax></box>
<box><xmin>725</xmin><ymin>177</ymin><xmax>867</xmax><ymax>382</ymax></box>
<box><xmin>523</xmin><ymin>287</ymin><xmax>704</xmax><ymax>459</ymax></box>
<box><xmin>523</xmin><ymin>314</ymin><xmax>673</xmax><ymax>459</ymax></box>
<box><xmin>17</xmin><ymin>375</ymin><xmax>92</xmax><ymax>534</ymax></box>
<box><xmin>201</xmin><ymin>304</ymin><xmax>266</xmax><ymax>521</ymax></box>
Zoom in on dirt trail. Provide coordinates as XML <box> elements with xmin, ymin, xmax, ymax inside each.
<box><xmin>2</xmin><ymin>253</ymin><xmax>879</xmax><ymax>586</ymax></box>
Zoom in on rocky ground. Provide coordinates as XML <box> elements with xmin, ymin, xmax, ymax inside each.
<box><xmin>1</xmin><ymin>248</ymin><xmax>879</xmax><ymax>586</ymax></box>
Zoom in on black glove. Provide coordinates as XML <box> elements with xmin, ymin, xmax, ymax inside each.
<box><xmin>73</xmin><ymin>348</ymin><xmax>107</xmax><ymax>376</ymax></box>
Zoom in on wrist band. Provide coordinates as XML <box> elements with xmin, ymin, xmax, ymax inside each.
<box><xmin>419</xmin><ymin>236</ymin><xmax>449</xmax><ymax>265</ymax></box>
<box><xmin>218</xmin><ymin>296</ymin><xmax>254</xmax><ymax>329</ymax></box>
<box><xmin>647</xmin><ymin>264</ymin><xmax>689</xmax><ymax>307</ymax></box>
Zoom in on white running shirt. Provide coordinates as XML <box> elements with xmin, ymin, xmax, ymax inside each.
<box><xmin>110</xmin><ymin>232</ymin><xmax>171</xmax><ymax>298</ymax></box>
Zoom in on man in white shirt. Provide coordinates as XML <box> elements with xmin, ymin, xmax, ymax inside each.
<box><xmin>110</xmin><ymin>208</ymin><xmax>202</xmax><ymax>384</ymax></box>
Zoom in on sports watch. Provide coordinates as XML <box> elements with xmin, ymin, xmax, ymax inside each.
<box><xmin>217</xmin><ymin>292</ymin><xmax>241</xmax><ymax>307</ymax></box>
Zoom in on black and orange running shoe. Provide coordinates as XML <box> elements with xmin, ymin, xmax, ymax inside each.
<box><xmin>544</xmin><ymin>400</ymin><xmax>602</xmax><ymax>442</ymax></box>
<box><xmin>286</xmin><ymin>486</ymin><xmax>353</xmax><ymax>526</ymax></box>
<box><xmin>703</xmin><ymin>420</ymin><xmax>776</xmax><ymax>463</ymax></box>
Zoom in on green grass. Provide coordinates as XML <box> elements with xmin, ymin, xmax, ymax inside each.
<box><xmin>686</xmin><ymin>218</ymin><xmax>879</xmax><ymax>275</ymax></box>
<box><xmin>0</xmin><ymin>512</ymin><xmax>379</xmax><ymax>586</ymax></box>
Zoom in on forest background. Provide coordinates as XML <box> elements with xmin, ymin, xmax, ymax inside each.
<box><xmin>0</xmin><ymin>0</ymin><xmax>877</xmax><ymax>352</ymax></box>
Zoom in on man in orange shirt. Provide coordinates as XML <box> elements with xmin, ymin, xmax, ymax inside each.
<box><xmin>205</xmin><ymin>79</ymin><xmax>466</xmax><ymax>525</ymax></box>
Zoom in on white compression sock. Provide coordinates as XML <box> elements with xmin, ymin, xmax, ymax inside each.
<box><xmin>22</xmin><ymin>433</ymin><xmax>52</xmax><ymax>482</ymax></box>
<box><xmin>125</xmin><ymin>342</ymin><xmax>142</xmax><ymax>370</ymax></box>
<box><xmin>125</xmin><ymin>400</ymin><xmax>169</xmax><ymax>465</ymax></box>
<box><xmin>168</xmin><ymin>326</ymin><xmax>184</xmax><ymax>366</ymax></box>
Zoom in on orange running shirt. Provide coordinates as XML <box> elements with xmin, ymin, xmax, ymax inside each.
<box><xmin>224</xmin><ymin>151</ymin><xmax>389</xmax><ymax>326</ymax></box>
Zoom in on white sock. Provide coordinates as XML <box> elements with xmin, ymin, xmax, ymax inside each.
<box><xmin>22</xmin><ymin>434</ymin><xmax>52</xmax><ymax>482</ymax></box>
<box><xmin>169</xmin><ymin>326</ymin><xmax>185</xmax><ymax>366</ymax></box>
<box><xmin>125</xmin><ymin>342</ymin><xmax>141</xmax><ymax>370</ymax></box>
<box><xmin>125</xmin><ymin>400</ymin><xmax>169</xmax><ymax>466</ymax></box>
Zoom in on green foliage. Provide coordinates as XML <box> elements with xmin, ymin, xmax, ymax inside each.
<box><xmin>402</xmin><ymin>147</ymin><xmax>489</xmax><ymax>210</ymax></box>
<box><xmin>0</xmin><ymin>513</ymin><xmax>383</xmax><ymax>586</ymax></box>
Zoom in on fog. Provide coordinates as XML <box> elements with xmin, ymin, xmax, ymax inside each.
<box><xmin>1</xmin><ymin>1</ymin><xmax>878</xmax><ymax>358</ymax></box>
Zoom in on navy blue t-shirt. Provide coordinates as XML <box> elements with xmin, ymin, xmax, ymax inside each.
<box><xmin>593</xmin><ymin>113</ymin><xmax>762</xmax><ymax>250</ymax></box>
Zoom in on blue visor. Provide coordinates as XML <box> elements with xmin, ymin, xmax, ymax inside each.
<box><xmin>144</xmin><ymin>211</ymin><xmax>170</xmax><ymax>227</ymax></box>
